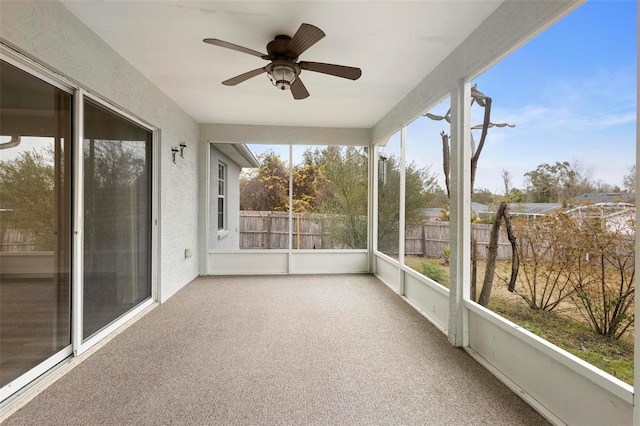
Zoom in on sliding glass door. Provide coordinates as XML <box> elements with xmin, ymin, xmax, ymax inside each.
<box><xmin>1</xmin><ymin>55</ymin><xmax>156</xmax><ymax>402</ymax></box>
<box><xmin>82</xmin><ymin>99</ymin><xmax>152</xmax><ymax>340</ymax></box>
<box><xmin>0</xmin><ymin>60</ymin><xmax>72</xmax><ymax>387</ymax></box>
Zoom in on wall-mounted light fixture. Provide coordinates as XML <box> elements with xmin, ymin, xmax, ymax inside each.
<box><xmin>179</xmin><ymin>143</ymin><xmax>187</xmax><ymax>158</ymax></box>
<box><xmin>171</xmin><ymin>147</ymin><xmax>179</xmax><ymax>164</ymax></box>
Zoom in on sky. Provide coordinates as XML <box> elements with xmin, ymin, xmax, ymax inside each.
<box><xmin>403</xmin><ymin>0</ymin><xmax>638</xmax><ymax>194</ymax></box>
<box><xmin>251</xmin><ymin>0</ymin><xmax>637</xmax><ymax>196</ymax></box>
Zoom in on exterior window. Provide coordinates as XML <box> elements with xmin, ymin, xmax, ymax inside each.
<box><xmin>218</xmin><ymin>162</ymin><xmax>226</xmax><ymax>231</ymax></box>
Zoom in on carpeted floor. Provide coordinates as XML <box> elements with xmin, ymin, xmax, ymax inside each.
<box><xmin>4</xmin><ymin>274</ymin><xmax>548</xmax><ymax>425</ymax></box>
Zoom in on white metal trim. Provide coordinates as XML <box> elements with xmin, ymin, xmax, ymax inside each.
<box><xmin>288</xmin><ymin>145</ymin><xmax>293</xmax><ymax>271</ymax></box>
<box><xmin>464</xmin><ymin>347</ymin><xmax>565</xmax><ymax>426</ymax></box>
<box><xmin>0</xmin><ymin>44</ymin><xmax>75</xmax><ymax>93</ymax></box>
<box><xmin>398</xmin><ymin>126</ymin><xmax>406</xmax><ymax>295</ymax></box>
<box><xmin>76</xmin><ymin>298</ymin><xmax>154</xmax><ymax>356</ymax></box>
<box><xmin>402</xmin><ymin>263</ymin><xmax>449</xmax><ymax>296</ymax></box>
<box><xmin>82</xmin><ymin>91</ymin><xmax>155</xmax><ymax>132</ymax></box>
<box><xmin>151</xmin><ymin>129</ymin><xmax>160</xmax><ymax>303</ymax></box>
<box><xmin>71</xmin><ymin>89</ymin><xmax>85</xmax><ymax>355</ymax></box>
<box><xmin>208</xmin><ymin>249</ymin><xmax>368</xmax><ymax>254</ymax></box>
<box><xmin>464</xmin><ymin>300</ymin><xmax>634</xmax><ymax>404</ymax></box>
<box><xmin>0</xmin><ymin>346</ymin><xmax>72</xmax><ymax>402</ymax></box>
<box><xmin>448</xmin><ymin>81</ymin><xmax>471</xmax><ymax>347</ymax></box>
<box><xmin>371</xmin><ymin>145</ymin><xmax>379</xmax><ymax>272</ymax></box>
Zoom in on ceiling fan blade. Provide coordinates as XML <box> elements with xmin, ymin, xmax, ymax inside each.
<box><xmin>285</xmin><ymin>24</ymin><xmax>325</xmax><ymax>58</ymax></box>
<box><xmin>222</xmin><ymin>67</ymin><xmax>266</xmax><ymax>86</ymax></box>
<box><xmin>203</xmin><ymin>38</ymin><xmax>268</xmax><ymax>59</ymax></box>
<box><xmin>290</xmin><ymin>78</ymin><xmax>310</xmax><ymax>100</ymax></box>
<box><xmin>299</xmin><ymin>62</ymin><xmax>362</xmax><ymax>80</ymax></box>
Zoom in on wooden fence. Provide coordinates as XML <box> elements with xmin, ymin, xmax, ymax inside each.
<box><xmin>0</xmin><ymin>229</ymin><xmax>36</xmax><ymax>252</ymax></box>
<box><xmin>239</xmin><ymin>211</ymin><xmax>513</xmax><ymax>260</ymax></box>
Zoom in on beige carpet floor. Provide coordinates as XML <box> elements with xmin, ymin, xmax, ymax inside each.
<box><xmin>4</xmin><ymin>274</ymin><xmax>548</xmax><ymax>425</ymax></box>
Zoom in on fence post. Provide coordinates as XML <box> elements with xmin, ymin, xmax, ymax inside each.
<box><xmin>266</xmin><ymin>212</ymin><xmax>272</xmax><ymax>249</ymax></box>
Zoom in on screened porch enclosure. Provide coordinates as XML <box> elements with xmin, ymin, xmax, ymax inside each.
<box><xmin>1</xmin><ymin>1</ymin><xmax>638</xmax><ymax>425</ymax></box>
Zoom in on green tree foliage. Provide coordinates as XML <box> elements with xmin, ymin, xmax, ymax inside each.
<box><xmin>505</xmin><ymin>188</ymin><xmax>526</xmax><ymax>203</ymax></box>
<box><xmin>313</xmin><ymin>146</ymin><xmax>368</xmax><ymax>248</ymax></box>
<box><xmin>0</xmin><ymin>148</ymin><xmax>55</xmax><ymax>250</ymax></box>
<box><xmin>241</xmin><ymin>147</ymin><xmax>443</xmax><ymax>251</ymax></box>
<box><xmin>292</xmin><ymin>149</ymin><xmax>325</xmax><ymax>213</ymax></box>
<box><xmin>524</xmin><ymin>161</ymin><xmax>593</xmax><ymax>204</ymax></box>
<box><xmin>377</xmin><ymin>155</ymin><xmax>439</xmax><ymax>253</ymax></box>
<box><xmin>240</xmin><ymin>152</ymin><xmax>289</xmax><ymax>211</ymax></box>
<box><xmin>471</xmin><ymin>188</ymin><xmax>495</xmax><ymax>205</ymax></box>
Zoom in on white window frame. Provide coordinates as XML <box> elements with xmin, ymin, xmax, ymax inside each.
<box><xmin>217</xmin><ymin>161</ymin><xmax>228</xmax><ymax>237</ymax></box>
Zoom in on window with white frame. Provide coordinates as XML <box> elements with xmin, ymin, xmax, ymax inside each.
<box><xmin>218</xmin><ymin>161</ymin><xmax>226</xmax><ymax>231</ymax></box>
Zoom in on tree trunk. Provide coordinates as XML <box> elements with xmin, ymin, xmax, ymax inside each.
<box><xmin>477</xmin><ymin>201</ymin><xmax>506</xmax><ymax>306</ymax></box>
<box><xmin>471</xmin><ymin>237</ymin><xmax>477</xmax><ymax>302</ymax></box>
<box><xmin>441</xmin><ymin>132</ymin><xmax>451</xmax><ymax>199</ymax></box>
<box><xmin>504</xmin><ymin>210</ymin><xmax>519</xmax><ymax>292</ymax></box>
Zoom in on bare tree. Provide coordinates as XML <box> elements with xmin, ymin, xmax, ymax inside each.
<box><xmin>502</xmin><ymin>169</ymin><xmax>511</xmax><ymax>196</ymax></box>
<box><xmin>424</xmin><ymin>85</ymin><xmax>515</xmax><ymax>197</ymax></box>
<box><xmin>425</xmin><ymin>85</ymin><xmax>517</xmax><ymax>305</ymax></box>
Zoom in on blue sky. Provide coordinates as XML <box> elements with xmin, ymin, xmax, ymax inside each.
<box><xmin>251</xmin><ymin>1</ymin><xmax>637</xmax><ymax>195</ymax></box>
<box><xmin>407</xmin><ymin>0</ymin><xmax>637</xmax><ymax>194</ymax></box>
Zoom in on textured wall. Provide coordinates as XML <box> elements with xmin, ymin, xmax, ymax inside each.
<box><xmin>1</xmin><ymin>0</ymin><xmax>200</xmax><ymax>302</ymax></box>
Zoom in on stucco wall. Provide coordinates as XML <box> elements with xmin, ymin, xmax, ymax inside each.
<box><xmin>1</xmin><ymin>0</ymin><xmax>200</xmax><ymax>302</ymax></box>
<box><xmin>208</xmin><ymin>146</ymin><xmax>242</xmax><ymax>250</ymax></box>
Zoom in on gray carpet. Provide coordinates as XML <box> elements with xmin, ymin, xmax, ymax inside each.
<box><xmin>4</xmin><ymin>274</ymin><xmax>548</xmax><ymax>425</ymax></box>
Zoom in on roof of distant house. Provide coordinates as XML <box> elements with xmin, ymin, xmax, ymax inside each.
<box><xmin>573</xmin><ymin>192</ymin><xmax>635</xmax><ymax>204</ymax></box>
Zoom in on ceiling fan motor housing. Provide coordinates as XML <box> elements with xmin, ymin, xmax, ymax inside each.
<box><xmin>267</xmin><ymin>35</ymin><xmax>294</xmax><ymax>60</ymax></box>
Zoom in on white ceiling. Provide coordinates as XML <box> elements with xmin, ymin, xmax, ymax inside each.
<box><xmin>61</xmin><ymin>1</ymin><xmax>503</xmax><ymax>129</ymax></box>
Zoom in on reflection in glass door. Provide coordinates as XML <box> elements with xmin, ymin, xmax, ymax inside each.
<box><xmin>0</xmin><ymin>60</ymin><xmax>72</xmax><ymax>387</ymax></box>
<box><xmin>82</xmin><ymin>99</ymin><xmax>152</xmax><ymax>340</ymax></box>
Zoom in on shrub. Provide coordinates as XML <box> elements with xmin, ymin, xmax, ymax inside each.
<box><xmin>419</xmin><ymin>260</ymin><xmax>448</xmax><ymax>286</ymax></box>
<box><xmin>508</xmin><ymin>213</ymin><xmax>576</xmax><ymax>311</ymax></box>
<box><xmin>567</xmin><ymin>213</ymin><xmax>635</xmax><ymax>339</ymax></box>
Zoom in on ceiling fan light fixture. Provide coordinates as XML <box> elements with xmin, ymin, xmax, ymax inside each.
<box><xmin>268</xmin><ymin>63</ymin><xmax>296</xmax><ymax>91</ymax></box>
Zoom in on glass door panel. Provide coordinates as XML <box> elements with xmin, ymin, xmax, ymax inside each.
<box><xmin>82</xmin><ymin>99</ymin><xmax>152</xmax><ymax>340</ymax></box>
<box><xmin>0</xmin><ymin>60</ymin><xmax>72</xmax><ymax>387</ymax></box>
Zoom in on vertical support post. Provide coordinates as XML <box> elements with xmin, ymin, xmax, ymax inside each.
<box><xmin>288</xmin><ymin>144</ymin><xmax>293</xmax><ymax>272</ymax></box>
<box><xmin>371</xmin><ymin>144</ymin><xmax>379</xmax><ymax>274</ymax></box>
<box><xmin>72</xmin><ymin>89</ymin><xmax>85</xmax><ymax>354</ymax></box>
<box><xmin>633</xmin><ymin>9</ymin><xmax>640</xmax><ymax>423</ymax></box>
<box><xmin>448</xmin><ymin>80</ymin><xmax>472</xmax><ymax>347</ymax></box>
<box><xmin>399</xmin><ymin>126</ymin><xmax>407</xmax><ymax>295</ymax></box>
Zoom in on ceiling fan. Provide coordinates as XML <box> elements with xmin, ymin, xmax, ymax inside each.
<box><xmin>203</xmin><ymin>23</ymin><xmax>362</xmax><ymax>100</ymax></box>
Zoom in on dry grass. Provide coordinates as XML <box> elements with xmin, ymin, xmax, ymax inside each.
<box><xmin>404</xmin><ymin>256</ymin><xmax>635</xmax><ymax>385</ymax></box>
